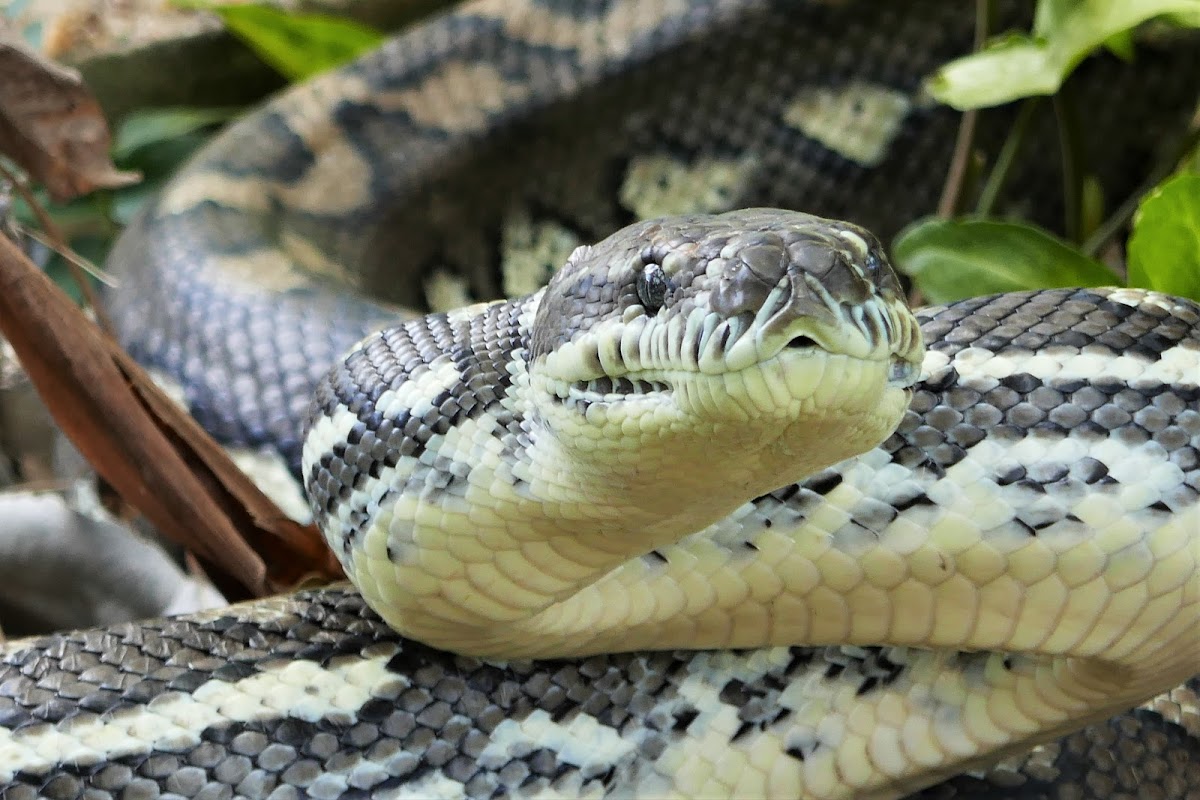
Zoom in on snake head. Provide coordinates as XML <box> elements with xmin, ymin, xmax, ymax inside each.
<box><xmin>527</xmin><ymin>208</ymin><xmax>924</xmax><ymax>506</ymax></box>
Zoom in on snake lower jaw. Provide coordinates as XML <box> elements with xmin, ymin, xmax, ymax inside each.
<box><xmin>534</xmin><ymin>350</ymin><xmax>914</xmax><ymax>523</ymax></box>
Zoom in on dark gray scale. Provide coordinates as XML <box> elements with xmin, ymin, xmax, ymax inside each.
<box><xmin>904</xmin><ymin>290</ymin><xmax>1199</xmax><ymax>454</ymax></box>
<box><xmin>736</xmin><ymin>289</ymin><xmax>1200</xmax><ymax>552</ymax></box>
<box><xmin>101</xmin><ymin>1</ymin><xmax>1200</xmax><ymax>479</ymax></box>
<box><xmin>922</xmin><ymin>289</ymin><xmax>1200</xmax><ymax>361</ymax></box>
<box><xmin>305</xmin><ymin>297</ymin><xmax>535</xmax><ymax>538</ymax></box>
<box><xmin>2</xmin><ymin>593</ymin><xmax>1199</xmax><ymax>798</ymax></box>
<box><xmin>18</xmin><ymin>0</ymin><xmax>1197</xmax><ymax>792</ymax></box>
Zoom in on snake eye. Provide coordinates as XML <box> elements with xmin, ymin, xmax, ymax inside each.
<box><xmin>863</xmin><ymin>250</ymin><xmax>887</xmax><ymax>280</ymax></box>
<box><xmin>636</xmin><ymin>262</ymin><xmax>669</xmax><ymax>313</ymax></box>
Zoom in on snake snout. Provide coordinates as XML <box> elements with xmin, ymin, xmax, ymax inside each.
<box><xmin>696</xmin><ymin>210</ymin><xmax>921</xmax><ymax>373</ymax></box>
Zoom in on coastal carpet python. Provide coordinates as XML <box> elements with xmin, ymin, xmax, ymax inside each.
<box><xmin>3</xmin><ymin>1</ymin><xmax>1200</xmax><ymax>798</ymax></box>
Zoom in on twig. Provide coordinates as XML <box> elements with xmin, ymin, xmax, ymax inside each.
<box><xmin>937</xmin><ymin>0</ymin><xmax>992</xmax><ymax>218</ymax></box>
<box><xmin>0</xmin><ymin>162</ymin><xmax>117</xmax><ymax>335</ymax></box>
<box><xmin>938</xmin><ymin>112</ymin><xmax>978</xmax><ymax>218</ymax></box>
<box><xmin>20</xmin><ymin>228</ymin><xmax>117</xmax><ymax>287</ymax></box>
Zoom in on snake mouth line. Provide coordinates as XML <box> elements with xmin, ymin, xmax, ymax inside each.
<box><xmin>569</xmin><ymin>376</ymin><xmax>671</xmax><ymax>401</ymax></box>
<box><xmin>784</xmin><ymin>332</ymin><xmax>922</xmax><ymax>390</ymax></box>
<box><xmin>557</xmin><ymin>347</ymin><xmax>919</xmax><ymax>407</ymax></box>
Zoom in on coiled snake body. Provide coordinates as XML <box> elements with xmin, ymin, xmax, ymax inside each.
<box><xmin>3</xmin><ymin>1</ymin><xmax>1200</xmax><ymax>798</ymax></box>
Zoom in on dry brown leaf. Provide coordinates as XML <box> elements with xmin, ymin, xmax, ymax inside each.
<box><xmin>0</xmin><ymin>230</ymin><xmax>342</xmax><ymax>600</ymax></box>
<box><xmin>0</xmin><ymin>39</ymin><xmax>140</xmax><ymax>201</ymax></box>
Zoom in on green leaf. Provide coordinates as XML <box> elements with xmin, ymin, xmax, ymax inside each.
<box><xmin>1165</xmin><ymin>10</ymin><xmax>1200</xmax><ymax>24</ymax></box>
<box><xmin>194</xmin><ymin>3</ymin><xmax>386</xmax><ymax>81</ymax></box>
<box><xmin>118</xmin><ymin>129</ymin><xmax>216</xmax><ymax>176</ymax></box>
<box><xmin>114</xmin><ymin>107</ymin><xmax>240</xmax><ymax>160</ymax></box>
<box><xmin>893</xmin><ymin>217</ymin><xmax>1118</xmax><ymax>304</ymax></box>
<box><xmin>1127</xmin><ymin>173</ymin><xmax>1200</xmax><ymax>300</ymax></box>
<box><xmin>1101</xmin><ymin>27</ymin><xmax>1136</xmax><ymax>59</ymax></box>
<box><xmin>12</xmin><ymin>190</ymin><xmax>111</xmax><ymax>238</ymax></box>
<box><xmin>1033</xmin><ymin>0</ymin><xmax>1076</xmax><ymax>35</ymax></box>
<box><xmin>927</xmin><ymin>0</ymin><xmax>1200</xmax><ymax>109</ymax></box>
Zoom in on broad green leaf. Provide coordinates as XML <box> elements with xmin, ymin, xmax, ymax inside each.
<box><xmin>114</xmin><ymin>107</ymin><xmax>240</xmax><ymax>160</ymax></box>
<box><xmin>893</xmin><ymin>217</ymin><xmax>1118</xmax><ymax>303</ymax></box>
<box><xmin>191</xmin><ymin>3</ymin><xmax>385</xmax><ymax>81</ymax></box>
<box><xmin>1101</xmin><ymin>28</ymin><xmax>1135</xmax><ymax>59</ymax></box>
<box><xmin>1033</xmin><ymin>0</ymin><xmax>1076</xmax><ymax>35</ymax></box>
<box><xmin>1127</xmin><ymin>173</ymin><xmax>1200</xmax><ymax>300</ymax></box>
<box><xmin>116</xmin><ymin>129</ymin><xmax>214</xmax><ymax>185</ymax></box>
<box><xmin>927</xmin><ymin>0</ymin><xmax>1200</xmax><ymax>109</ymax></box>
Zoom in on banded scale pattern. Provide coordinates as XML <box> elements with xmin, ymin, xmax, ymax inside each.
<box><xmin>301</xmin><ymin>210</ymin><xmax>924</xmax><ymax>659</ymax></box>
<box><xmin>100</xmin><ymin>0</ymin><xmax>1200</xmax><ymax>476</ymax></box>
<box><xmin>4</xmin><ymin>286</ymin><xmax>1198</xmax><ymax>798</ymax></box>
<box><xmin>3</xmin><ymin>590</ymin><xmax>1197</xmax><ymax>800</ymax></box>
<box><xmin>6</xmin><ymin>0</ymin><xmax>1199</xmax><ymax>797</ymax></box>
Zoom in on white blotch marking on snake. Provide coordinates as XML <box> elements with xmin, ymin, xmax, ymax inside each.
<box><xmin>784</xmin><ymin>81</ymin><xmax>914</xmax><ymax>166</ymax></box>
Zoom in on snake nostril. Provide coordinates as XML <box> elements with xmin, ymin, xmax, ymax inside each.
<box><xmin>786</xmin><ymin>335</ymin><xmax>819</xmax><ymax>349</ymax></box>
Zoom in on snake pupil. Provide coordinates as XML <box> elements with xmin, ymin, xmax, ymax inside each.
<box><xmin>636</xmin><ymin>262</ymin><xmax>668</xmax><ymax>312</ymax></box>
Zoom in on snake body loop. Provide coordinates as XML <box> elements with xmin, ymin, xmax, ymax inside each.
<box><xmin>303</xmin><ymin>210</ymin><xmax>925</xmax><ymax>658</ymax></box>
<box><xmin>2</xmin><ymin>1</ymin><xmax>1200</xmax><ymax>798</ymax></box>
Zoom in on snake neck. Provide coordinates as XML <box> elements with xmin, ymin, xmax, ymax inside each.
<box><xmin>307</xmin><ymin>320</ymin><xmax>913</xmax><ymax>655</ymax></box>
<box><xmin>302</xmin><ymin>211</ymin><xmax>926</xmax><ymax>656</ymax></box>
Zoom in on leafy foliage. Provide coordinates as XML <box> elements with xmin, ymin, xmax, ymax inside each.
<box><xmin>896</xmin><ymin>0</ymin><xmax>1200</xmax><ymax>304</ymax></box>
<box><xmin>894</xmin><ymin>219</ymin><xmax>1116</xmax><ymax>304</ymax></box>
<box><xmin>1128</xmin><ymin>173</ymin><xmax>1200</xmax><ymax>299</ymax></box>
<box><xmin>11</xmin><ymin>106</ymin><xmax>236</xmax><ymax>281</ymax></box>
<box><xmin>8</xmin><ymin>0</ymin><xmax>387</xmax><ymax>285</ymax></box>
<box><xmin>927</xmin><ymin>0</ymin><xmax>1200</xmax><ymax>109</ymax></box>
<box><xmin>5</xmin><ymin>1</ymin><xmax>1198</xmax><ymax>306</ymax></box>
<box><xmin>185</xmin><ymin>3</ymin><xmax>386</xmax><ymax>81</ymax></box>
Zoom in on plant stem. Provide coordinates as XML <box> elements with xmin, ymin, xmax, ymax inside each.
<box><xmin>1052</xmin><ymin>84</ymin><xmax>1084</xmax><ymax>242</ymax></box>
<box><xmin>937</xmin><ymin>0</ymin><xmax>991</xmax><ymax>218</ymax></box>
<box><xmin>976</xmin><ymin>98</ymin><xmax>1040</xmax><ymax>217</ymax></box>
